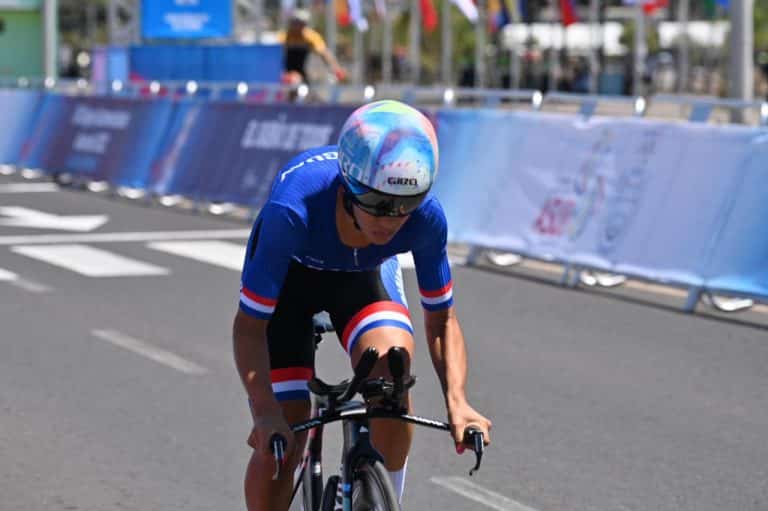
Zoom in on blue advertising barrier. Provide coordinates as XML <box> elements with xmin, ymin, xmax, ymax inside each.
<box><xmin>141</xmin><ymin>0</ymin><xmax>232</xmax><ymax>39</ymax></box>
<box><xmin>0</xmin><ymin>89</ymin><xmax>43</xmax><ymax>165</ymax></box>
<box><xmin>129</xmin><ymin>45</ymin><xmax>282</xmax><ymax>83</ymax></box>
<box><xmin>150</xmin><ymin>101</ymin><xmax>354</xmax><ymax>209</ymax></box>
<box><xmin>701</xmin><ymin>134</ymin><xmax>768</xmax><ymax>299</ymax></box>
<box><xmin>19</xmin><ymin>94</ymin><xmax>174</xmax><ymax>186</ymax></box>
<box><xmin>434</xmin><ymin>108</ymin><xmax>768</xmax><ymax>302</ymax></box>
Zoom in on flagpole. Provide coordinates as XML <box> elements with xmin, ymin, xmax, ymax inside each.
<box><xmin>474</xmin><ymin>0</ymin><xmax>487</xmax><ymax>88</ymax></box>
<box><xmin>326</xmin><ymin>0</ymin><xmax>337</xmax><ymax>56</ymax></box>
<box><xmin>676</xmin><ymin>0</ymin><xmax>689</xmax><ymax>93</ymax></box>
<box><xmin>633</xmin><ymin>2</ymin><xmax>646</xmax><ymax>96</ymax></box>
<box><xmin>383</xmin><ymin>5</ymin><xmax>393</xmax><ymax>84</ymax></box>
<box><xmin>410</xmin><ymin>0</ymin><xmax>422</xmax><ymax>84</ymax></box>
<box><xmin>729</xmin><ymin>0</ymin><xmax>754</xmax><ymax>104</ymax></box>
<box><xmin>354</xmin><ymin>26</ymin><xmax>365</xmax><ymax>85</ymax></box>
<box><xmin>442</xmin><ymin>0</ymin><xmax>453</xmax><ymax>84</ymax></box>
<box><xmin>588</xmin><ymin>0</ymin><xmax>600</xmax><ymax>93</ymax></box>
<box><xmin>548</xmin><ymin>0</ymin><xmax>558</xmax><ymax>92</ymax></box>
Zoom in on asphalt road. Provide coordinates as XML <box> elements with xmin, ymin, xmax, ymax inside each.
<box><xmin>1</xmin><ymin>175</ymin><xmax>767</xmax><ymax>511</ymax></box>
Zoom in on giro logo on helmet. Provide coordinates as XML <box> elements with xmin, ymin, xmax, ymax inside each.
<box><xmin>387</xmin><ymin>177</ymin><xmax>419</xmax><ymax>186</ymax></box>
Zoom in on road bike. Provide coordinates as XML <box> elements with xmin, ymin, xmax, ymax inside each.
<box><xmin>270</xmin><ymin>316</ymin><xmax>485</xmax><ymax>511</ymax></box>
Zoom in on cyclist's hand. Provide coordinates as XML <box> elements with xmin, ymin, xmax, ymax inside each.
<box><xmin>248</xmin><ymin>401</ymin><xmax>294</xmax><ymax>462</ymax></box>
<box><xmin>447</xmin><ymin>400</ymin><xmax>492</xmax><ymax>453</ymax></box>
<box><xmin>334</xmin><ymin>66</ymin><xmax>348</xmax><ymax>82</ymax></box>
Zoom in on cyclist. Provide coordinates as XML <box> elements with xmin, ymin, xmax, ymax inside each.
<box><xmin>276</xmin><ymin>8</ymin><xmax>347</xmax><ymax>85</ymax></box>
<box><xmin>233</xmin><ymin>100</ymin><xmax>492</xmax><ymax>510</ymax></box>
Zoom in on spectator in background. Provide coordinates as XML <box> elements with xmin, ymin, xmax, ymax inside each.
<box><xmin>276</xmin><ymin>9</ymin><xmax>347</xmax><ymax>86</ymax></box>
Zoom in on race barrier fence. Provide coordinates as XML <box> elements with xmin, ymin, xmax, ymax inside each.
<box><xmin>0</xmin><ymin>87</ymin><xmax>765</xmax><ymax>311</ymax></box>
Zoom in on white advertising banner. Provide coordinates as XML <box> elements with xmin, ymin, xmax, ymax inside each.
<box><xmin>435</xmin><ymin>110</ymin><xmax>760</xmax><ymax>288</ymax></box>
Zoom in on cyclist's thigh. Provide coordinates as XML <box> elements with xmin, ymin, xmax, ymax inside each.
<box><xmin>263</xmin><ymin>261</ymin><xmax>322</xmax><ymax>407</ymax></box>
<box><xmin>324</xmin><ymin>257</ymin><xmax>414</xmax><ymax>369</ymax></box>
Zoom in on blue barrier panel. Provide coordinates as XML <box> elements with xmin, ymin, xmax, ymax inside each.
<box><xmin>205</xmin><ymin>45</ymin><xmax>282</xmax><ymax>83</ymax></box>
<box><xmin>0</xmin><ymin>89</ymin><xmax>43</xmax><ymax>165</ymax></box>
<box><xmin>19</xmin><ymin>94</ymin><xmax>174</xmax><ymax>185</ymax></box>
<box><xmin>435</xmin><ymin>109</ymin><xmax>761</xmax><ymax>293</ymax></box>
<box><xmin>150</xmin><ymin>102</ymin><xmax>354</xmax><ymax>208</ymax></box>
<box><xmin>702</xmin><ymin>134</ymin><xmax>768</xmax><ymax>298</ymax></box>
<box><xmin>129</xmin><ymin>45</ymin><xmax>282</xmax><ymax>83</ymax></box>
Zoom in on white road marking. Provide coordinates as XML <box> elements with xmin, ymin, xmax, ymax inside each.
<box><xmin>0</xmin><ymin>206</ymin><xmax>108</xmax><ymax>231</ymax></box>
<box><xmin>11</xmin><ymin>279</ymin><xmax>52</xmax><ymax>293</ymax></box>
<box><xmin>91</xmin><ymin>329</ymin><xmax>208</xmax><ymax>375</ymax></box>
<box><xmin>430</xmin><ymin>477</ymin><xmax>539</xmax><ymax>511</ymax></box>
<box><xmin>0</xmin><ymin>228</ymin><xmax>251</xmax><ymax>246</ymax></box>
<box><xmin>0</xmin><ymin>268</ymin><xmax>18</xmax><ymax>281</ymax></box>
<box><xmin>148</xmin><ymin>240</ymin><xmax>246</xmax><ymax>271</ymax></box>
<box><xmin>0</xmin><ymin>183</ymin><xmax>60</xmax><ymax>193</ymax></box>
<box><xmin>0</xmin><ymin>267</ymin><xmax>51</xmax><ymax>292</ymax></box>
<box><xmin>11</xmin><ymin>244</ymin><xmax>169</xmax><ymax>277</ymax></box>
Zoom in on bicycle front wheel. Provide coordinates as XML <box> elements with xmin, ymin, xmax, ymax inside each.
<box><xmin>352</xmin><ymin>460</ymin><xmax>400</xmax><ymax>511</ymax></box>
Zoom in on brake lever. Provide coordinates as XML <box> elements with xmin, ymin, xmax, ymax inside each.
<box><xmin>463</xmin><ymin>427</ymin><xmax>484</xmax><ymax>476</ymax></box>
<box><xmin>270</xmin><ymin>433</ymin><xmax>287</xmax><ymax>480</ymax></box>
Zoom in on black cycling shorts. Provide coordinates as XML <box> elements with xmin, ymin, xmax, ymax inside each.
<box><xmin>265</xmin><ymin>259</ymin><xmax>412</xmax><ymax>401</ymax></box>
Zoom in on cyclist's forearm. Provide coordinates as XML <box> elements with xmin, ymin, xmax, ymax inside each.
<box><xmin>425</xmin><ymin>309</ymin><xmax>469</xmax><ymax>406</ymax></box>
<box><xmin>232</xmin><ymin>312</ymin><xmax>278</xmax><ymax>408</ymax></box>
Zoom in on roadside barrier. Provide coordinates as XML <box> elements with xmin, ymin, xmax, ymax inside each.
<box><xmin>0</xmin><ymin>85</ymin><xmax>765</xmax><ymax>311</ymax></box>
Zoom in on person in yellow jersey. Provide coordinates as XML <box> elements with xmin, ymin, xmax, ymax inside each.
<box><xmin>277</xmin><ymin>9</ymin><xmax>347</xmax><ymax>85</ymax></box>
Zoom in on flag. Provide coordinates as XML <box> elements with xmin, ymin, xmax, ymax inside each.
<box><xmin>450</xmin><ymin>0</ymin><xmax>479</xmax><ymax>22</ymax></box>
<box><xmin>622</xmin><ymin>0</ymin><xmax>668</xmax><ymax>15</ymax></box>
<box><xmin>421</xmin><ymin>0</ymin><xmax>438</xmax><ymax>32</ymax></box>
<box><xmin>519</xmin><ymin>0</ymin><xmax>533</xmax><ymax>24</ymax></box>
<box><xmin>335</xmin><ymin>0</ymin><xmax>351</xmax><ymax>26</ymax></box>
<box><xmin>559</xmin><ymin>0</ymin><xmax>577</xmax><ymax>26</ymax></box>
<box><xmin>507</xmin><ymin>0</ymin><xmax>522</xmax><ymax>23</ymax></box>
<box><xmin>642</xmin><ymin>0</ymin><xmax>667</xmax><ymax>15</ymax></box>
<box><xmin>488</xmin><ymin>0</ymin><xmax>511</xmax><ymax>32</ymax></box>
<box><xmin>348</xmin><ymin>0</ymin><xmax>369</xmax><ymax>30</ymax></box>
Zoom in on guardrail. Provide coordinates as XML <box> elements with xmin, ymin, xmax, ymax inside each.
<box><xmin>1</xmin><ymin>84</ymin><xmax>766</xmax><ymax>315</ymax></box>
<box><xmin>3</xmin><ymin>76</ymin><xmax>767</xmax><ymax>126</ymax></box>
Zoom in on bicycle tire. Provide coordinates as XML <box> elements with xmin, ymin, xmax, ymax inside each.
<box><xmin>302</xmin><ymin>460</ymin><xmax>323</xmax><ymax>511</ymax></box>
<box><xmin>352</xmin><ymin>460</ymin><xmax>400</xmax><ymax>511</ymax></box>
<box><xmin>321</xmin><ymin>475</ymin><xmax>341</xmax><ymax>511</ymax></box>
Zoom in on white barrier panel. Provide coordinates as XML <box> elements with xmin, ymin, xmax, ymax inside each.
<box><xmin>435</xmin><ymin>110</ymin><xmax>763</xmax><ymax>289</ymax></box>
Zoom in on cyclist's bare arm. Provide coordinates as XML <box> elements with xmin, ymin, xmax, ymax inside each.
<box><xmin>423</xmin><ymin>306</ymin><xmax>492</xmax><ymax>446</ymax></box>
<box><xmin>233</xmin><ymin>310</ymin><xmax>274</xmax><ymax>403</ymax></box>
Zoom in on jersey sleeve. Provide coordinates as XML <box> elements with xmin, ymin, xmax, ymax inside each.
<box><xmin>239</xmin><ymin>203</ymin><xmax>305</xmax><ymax>320</ymax></box>
<box><xmin>412</xmin><ymin>201</ymin><xmax>454</xmax><ymax>311</ymax></box>
<box><xmin>302</xmin><ymin>27</ymin><xmax>327</xmax><ymax>53</ymax></box>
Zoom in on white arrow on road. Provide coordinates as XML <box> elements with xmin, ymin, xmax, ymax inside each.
<box><xmin>0</xmin><ymin>207</ymin><xmax>108</xmax><ymax>232</ymax></box>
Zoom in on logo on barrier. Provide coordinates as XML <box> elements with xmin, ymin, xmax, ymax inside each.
<box><xmin>241</xmin><ymin>115</ymin><xmax>335</xmax><ymax>152</ymax></box>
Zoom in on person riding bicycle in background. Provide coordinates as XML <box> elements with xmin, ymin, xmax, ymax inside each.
<box><xmin>233</xmin><ymin>99</ymin><xmax>492</xmax><ymax>510</ymax></box>
<box><xmin>276</xmin><ymin>8</ymin><xmax>347</xmax><ymax>86</ymax></box>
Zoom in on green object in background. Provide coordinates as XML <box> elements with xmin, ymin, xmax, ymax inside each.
<box><xmin>0</xmin><ymin>0</ymin><xmax>41</xmax><ymax>9</ymax></box>
<box><xmin>0</xmin><ymin>9</ymin><xmax>43</xmax><ymax>77</ymax></box>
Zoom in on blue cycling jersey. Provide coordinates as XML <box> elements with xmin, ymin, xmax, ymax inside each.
<box><xmin>239</xmin><ymin>145</ymin><xmax>454</xmax><ymax>320</ymax></box>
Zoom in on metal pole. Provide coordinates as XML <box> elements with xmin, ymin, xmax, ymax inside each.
<box><xmin>409</xmin><ymin>0</ymin><xmax>421</xmax><ymax>83</ymax></box>
<box><xmin>588</xmin><ymin>0</ymin><xmax>600</xmax><ymax>93</ymax></box>
<box><xmin>383</xmin><ymin>8</ymin><xmax>393</xmax><ymax>83</ymax></box>
<box><xmin>677</xmin><ymin>0</ymin><xmax>689</xmax><ymax>93</ymax></box>
<box><xmin>548</xmin><ymin>0</ymin><xmax>559</xmax><ymax>92</ymax></box>
<box><xmin>633</xmin><ymin>3</ymin><xmax>646</xmax><ymax>96</ymax></box>
<box><xmin>510</xmin><ymin>36</ymin><xmax>520</xmax><ymax>89</ymax></box>
<box><xmin>354</xmin><ymin>27</ymin><xmax>365</xmax><ymax>85</ymax></box>
<box><xmin>729</xmin><ymin>0</ymin><xmax>754</xmax><ymax>102</ymax></box>
<box><xmin>474</xmin><ymin>0</ymin><xmax>486</xmax><ymax>88</ymax></box>
<box><xmin>326</xmin><ymin>0</ymin><xmax>338</xmax><ymax>56</ymax></box>
<box><xmin>43</xmin><ymin>0</ymin><xmax>58</xmax><ymax>79</ymax></box>
<box><xmin>109</xmin><ymin>0</ymin><xmax>118</xmax><ymax>45</ymax></box>
<box><xmin>441</xmin><ymin>0</ymin><xmax>453</xmax><ymax>84</ymax></box>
